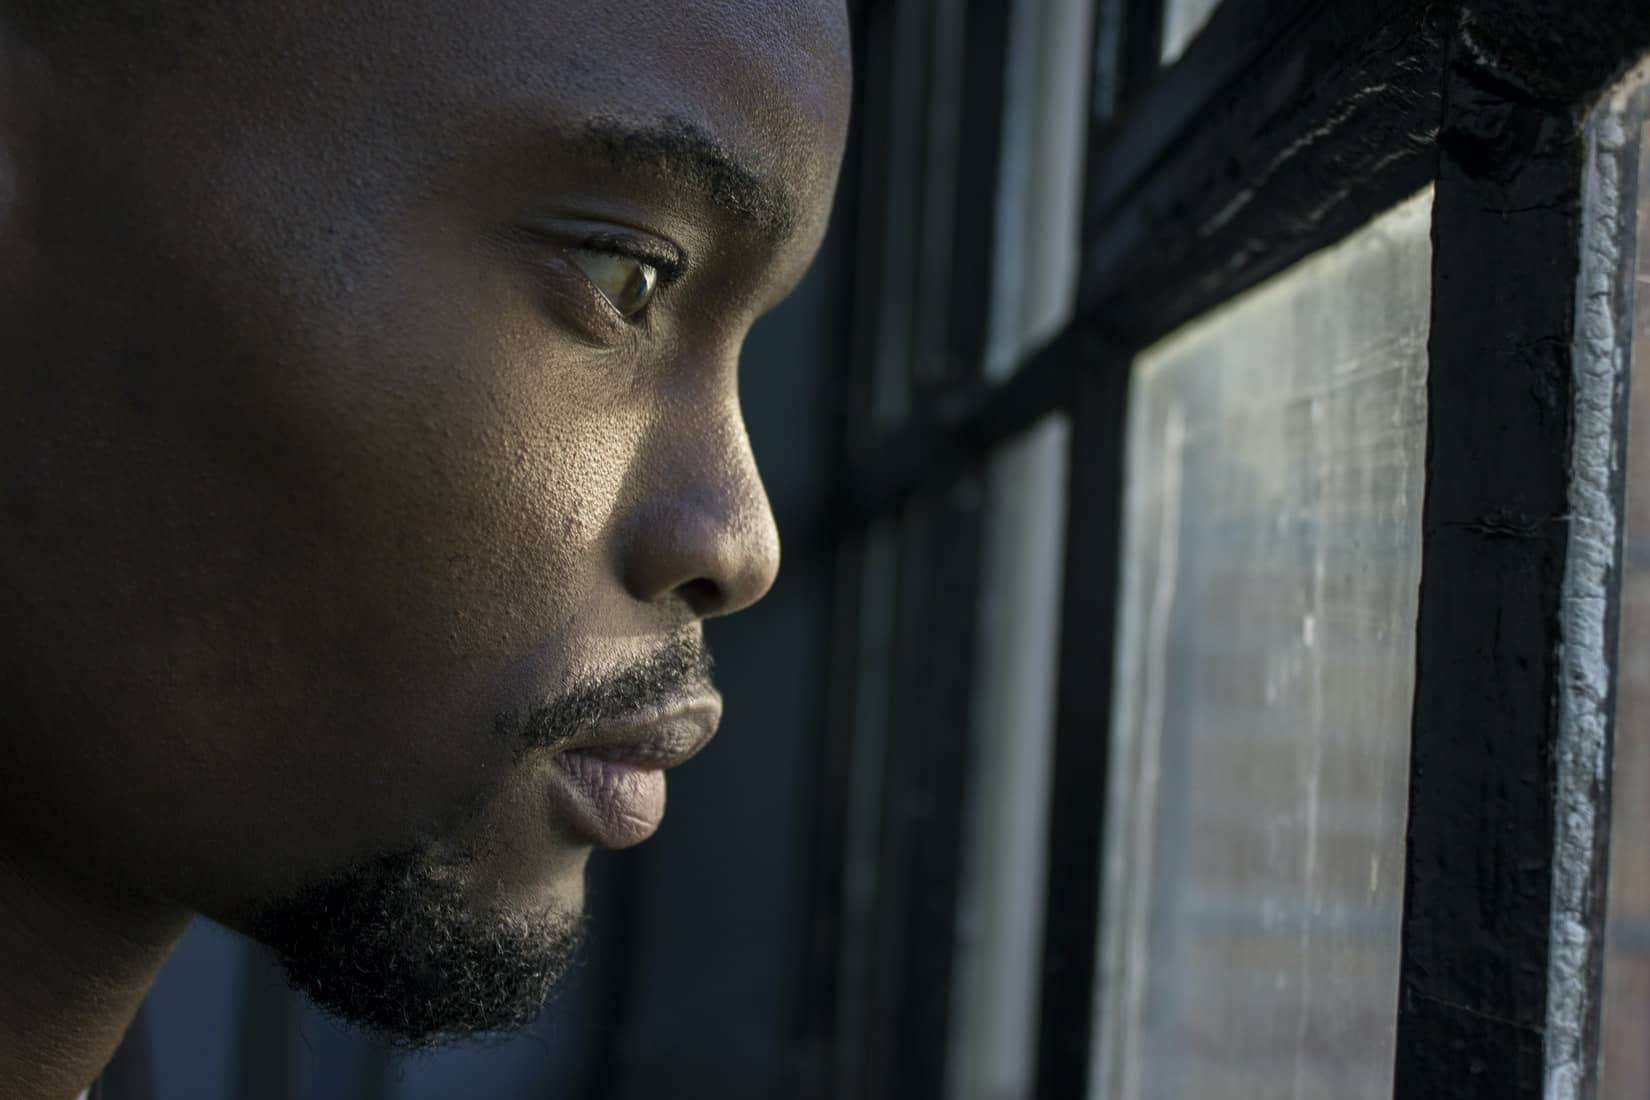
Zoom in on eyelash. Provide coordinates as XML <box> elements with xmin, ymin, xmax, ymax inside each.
<box><xmin>576</xmin><ymin>234</ymin><xmax>685</xmax><ymax>290</ymax></box>
<box><xmin>561</xmin><ymin>235</ymin><xmax>683</xmax><ymax>339</ymax></box>
<box><xmin>512</xmin><ymin>220</ymin><xmax>686</xmax><ymax>341</ymax></box>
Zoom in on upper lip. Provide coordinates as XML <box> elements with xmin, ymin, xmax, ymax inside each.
<box><xmin>556</xmin><ymin>691</ymin><xmax>723</xmax><ymax>770</ymax></box>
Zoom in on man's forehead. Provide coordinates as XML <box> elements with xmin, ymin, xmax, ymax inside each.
<box><xmin>382</xmin><ymin>0</ymin><xmax>853</xmax><ymax>240</ymax></box>
<box><xmin>521</xmin><ymin>2</ymin><xmax>850</xmax><ymax>207</ymax></box>
<box><xmin>12</xmin><ymin>0</ymin><xmax>852</xmax><ymax>288</ymax></box>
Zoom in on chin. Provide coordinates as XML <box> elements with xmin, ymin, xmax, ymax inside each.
<box><xmin>244</xmin><ymin>845</ymin><xmax>587</xmax><ymax>1048</ymax></box>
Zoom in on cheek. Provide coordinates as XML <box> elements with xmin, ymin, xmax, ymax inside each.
<box><xmin>305</xmin><ymin>241</ymin><xmax>645</xmax><ymax>665</ymax></box>
<box><xmin>196</xmin><ymin>251</ymin><xmax>652</xmax><ymax>875</ymax></box>
<box><xmin>0</xmin><ymin>195</ymin><xmax>649</xmax><ymax>908</ymax></box>
<box><xmin>0</xmin><ymin>54</ymin><xmax>659</xmax><ymax>908</ymax></box>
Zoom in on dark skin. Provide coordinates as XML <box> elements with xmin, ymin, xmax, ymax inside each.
<box><xmin>0</xmin><ymin>2</ymin><xmax>851</xmax><ymax>1096</ymax></box>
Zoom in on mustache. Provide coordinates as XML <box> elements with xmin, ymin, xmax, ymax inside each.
<box><xmin>499</xmin><ymin>632</ymin><xmax>715</xmax><ymax>751</ymax></box>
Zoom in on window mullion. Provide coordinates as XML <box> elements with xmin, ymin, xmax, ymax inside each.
<box><xmin>1392</xmin><ymin>4</ymin><xmax>1650</xmax><ymax>1096</ymax></box>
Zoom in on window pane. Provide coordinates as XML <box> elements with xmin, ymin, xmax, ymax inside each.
<box><xmin>1597</xmin><ymin>61</ymin><xmax>1650</xmax><ymax>1099</ymax></box>
<box><xmin>985</xmin><ymin>0</ymin><xmax>1094</xmax><ymax>378</ymax></box>
<box><xmin>1161</xmin><ymin>0</ymin><xmax>1221</xmax><ymax>64</ymax></box>
<box><xmin>947</xmin><ymin>414</ymin><xmax>1070</xmax><ymax>1100</ymax></box>
<box><xmin>1093</xmin><ymin>190</ymin><xmax>1433</xmax><ymax>1100</ymax></box>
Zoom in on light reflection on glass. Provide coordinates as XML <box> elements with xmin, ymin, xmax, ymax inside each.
<box><xmin>1161</xmin><ymin>0</ymin><xmax>1222</xmax><ymax>64</ymax></box>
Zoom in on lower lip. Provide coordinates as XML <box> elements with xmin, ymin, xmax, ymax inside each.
<box><xmin>551</xmin><ymin>750</ymin><xmax>668</xmax><ymax>849</ymax></box>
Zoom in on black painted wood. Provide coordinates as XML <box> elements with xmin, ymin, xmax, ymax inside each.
<box><xmin>1079</xmin><ymin>0</ymin><xmax>1447</xmax><ymax>335</ymax></box>
<box><xmin>1395</xmin><ymin>10</ymin><xmax>1650</xmax><ymax>1099</ymax></box>
<box><xmin>838</xmin><ymin>0</ymin><xmax>1448</xmax><ymax>530</ymax></box>
<box><xmin>1032</xmin><ymin>354</ymin><xmax>1131</xmax><ymax>1100</ymax></box>
<box><xmin>1115</xmin><ymin>0</ymin><xmax>1166</xmax><ymax>113</ymax></box>
<box><xmin>1082</xmin><ymin>0</ymin><xmax>1329</xmax><ymax>230</ymax></box>
<box><xmin>835</xmin><ymin>324</ymin><xmax>1121</xmax><ymax>529</ymax></box>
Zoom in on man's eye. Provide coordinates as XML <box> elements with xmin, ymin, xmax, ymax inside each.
<box><xmin>569</xmin><ymin>249</ymin><xmax>658</xmax><ymax>318</ymax></box>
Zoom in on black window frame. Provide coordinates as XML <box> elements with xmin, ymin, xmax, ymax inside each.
<box><xmin>811</xmin><ymin>2</ymin><xmax>1650</xmax><ymax>1098</ymax></box>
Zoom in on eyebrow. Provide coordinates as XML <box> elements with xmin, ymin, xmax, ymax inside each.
<box><xmin>579</xmin><ymin>115</ymin><xmax>799</xmax><ymax>245</ymax></box>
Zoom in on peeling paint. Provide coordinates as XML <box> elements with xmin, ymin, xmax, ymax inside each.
<box><xmin>1545</xmin><ymin>58</ymin><xmax>1650</xmax><ymax>1100</ymax></box>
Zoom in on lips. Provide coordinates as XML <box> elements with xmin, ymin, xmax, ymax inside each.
<box><xmin>547</xmin><ymin>693</ymin><xmax>722</xmax><ymax>849</ymax></box>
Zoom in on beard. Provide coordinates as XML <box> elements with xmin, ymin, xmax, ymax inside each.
<box><xmin>247</xmin><ymin>847</ymin><xmax>585</xmax><ymax>1049</ymax></box>
<box><xmin>245</xmin><ymin>630</ymin><xmax>713</xmax><ymax>1047</ymax></box>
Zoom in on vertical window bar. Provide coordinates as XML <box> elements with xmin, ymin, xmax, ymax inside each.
<box><xmin>1390</xmin><ymin>5</ymin><xmax>1650</xmax><ymax>1096</ymax></box>
<box><xmin>1117</xmin><ymin>0</ymin><xmax>1166</xmax><ymax>112</ymax></box>
<box><xmin>948</xmin><ymin>0</ymin><xmax>1094</xmax><ymax>1092</ymax></box>
<box><xmin>1030</xmin><ymin>3</ymin><xmax>1145</xmax><ymax>1096</ymax></box>
<box><xmin>1033</xmin><ymin>350</ymin><xmax>1132</xmax><ymax>1100</ymax></box>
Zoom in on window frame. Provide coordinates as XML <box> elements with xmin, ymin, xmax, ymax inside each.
<box><xmin>816</xmin><ymin>1</ymin><xmax>1650</xmax><ymax>1098</ymax></box>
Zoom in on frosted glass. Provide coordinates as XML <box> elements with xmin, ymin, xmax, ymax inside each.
<box><xmin>1161</xmin><ymin>0</ymin><xmax>1222</xmax><ymax>64</ymax></box>
<box><xmin>1093</xmin><ymin>191</ymin><xmax>1432</xmax><ymax>1100</ymax></box>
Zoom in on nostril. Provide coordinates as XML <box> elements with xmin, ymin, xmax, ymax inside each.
<box><xmin>676</xmin><ymin>577</ymin><xmax>724</xmax><ymax>616</ymax></box>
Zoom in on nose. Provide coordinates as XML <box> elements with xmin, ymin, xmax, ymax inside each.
<box><xmin>618</xmin><ymin>396</ymin><xmax>781</xmax><ymax>620</ymax></box>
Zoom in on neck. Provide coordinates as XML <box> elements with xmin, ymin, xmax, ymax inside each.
<box><xmin>0</xmin><ymin>854</ymin><xmax>188</xmax><ymax>1100</ymax></box>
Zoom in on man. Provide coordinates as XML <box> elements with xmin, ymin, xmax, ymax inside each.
<box><xmin>0</xmin><ymin>1</ymin><xmax>851</xmax><ymax>1095</ymax></box>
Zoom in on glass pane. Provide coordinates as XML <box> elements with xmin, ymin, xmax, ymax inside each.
<box><xmin>867</xmin><ymin>0</ymin><xmax>931</xmax><ymax>428</ymax></box>
<box><xmin>947</xmin><ymin>414</ymin><xmax>1070</xmax><ymax>1100</ymax></box>
<box><xmin>946</xmin><ymin>0</ymin><xmax>1088</xmax><ymax>1089</ymax></box>
<box><xmin>985</xmin><ymin>0</ymin><xmax>1094</xmax><ymax>378</ymax></box>
<box><xmin>1161</xmin><ymin>0</ymin><xmax>1222</xmax><ymax>64</ymax></box>
<box><xmin>1093</xmin><ymin>190</ymin><xmax>1433</xmax><ymax>1100</ymax></box>
<box><xmin>1598</xmin><ymin>61</ymin><xmax>1650</xmax><ymax>1099</ymax></box>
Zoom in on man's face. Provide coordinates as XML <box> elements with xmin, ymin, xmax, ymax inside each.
<box><xmin>0</xmin><ymin>0</ymin><xmax>850</xmax><ymax>1042</ymax></box>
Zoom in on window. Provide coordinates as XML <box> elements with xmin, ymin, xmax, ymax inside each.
<box><xmin>822</xmin><ymin>3</ymin><xmax>1650</xmax><ymax>1099</ymax></box>
<box><xmin>1095</xmin><ymin>191</ymin><xmax>1431</xmax><ymax>1100</ymax></box>
<box><xmin>1159</xmin><ymin>0</ymin><xmax>1221</xmax><ymax>62</ymax></box>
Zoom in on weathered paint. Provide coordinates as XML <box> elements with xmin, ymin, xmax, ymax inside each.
<box><xmin>1546</xmin><ymin>59</ymin><xmax>1648</xmax><ymax>1100</ymax></box>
